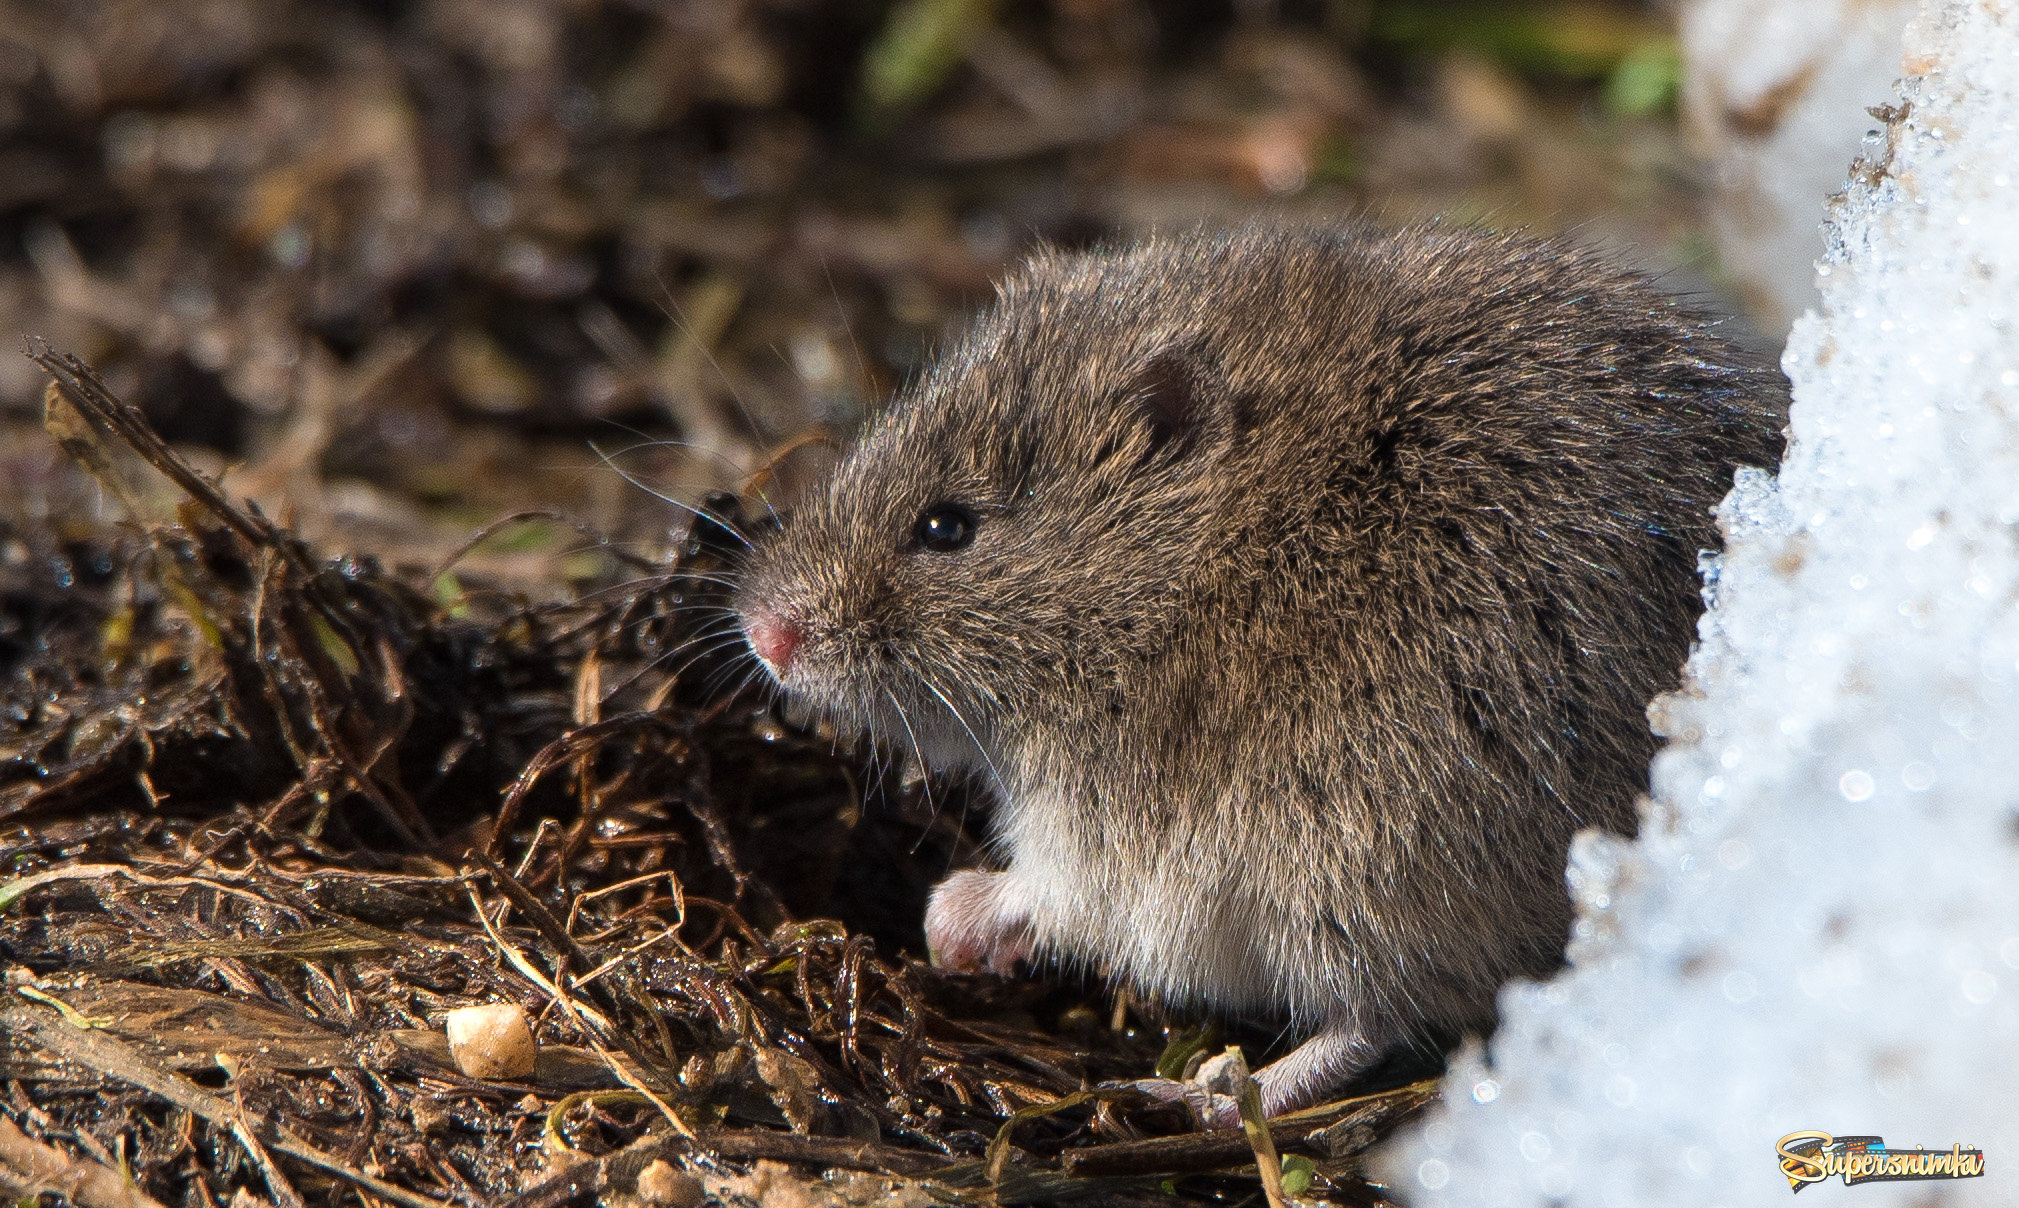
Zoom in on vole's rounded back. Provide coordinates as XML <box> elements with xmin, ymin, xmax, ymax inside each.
<box><xmin>736</xmin><ymin>222</ymin><xmax>1785</xmax><ymax>1113</ymax></box>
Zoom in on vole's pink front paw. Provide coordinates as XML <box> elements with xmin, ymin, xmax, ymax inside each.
<box><xmin>925</xmin><ymin>869</ymin><xmax>1034</xmax><ymax>975</ymax></box>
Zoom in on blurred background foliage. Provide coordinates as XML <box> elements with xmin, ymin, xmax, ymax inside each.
<box><xmin>0</xmin><ymin>0</ymin><xmax>1705</xmax><ymax>594</ymax></box>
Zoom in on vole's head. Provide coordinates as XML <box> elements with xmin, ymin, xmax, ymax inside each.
<box><xmin>733</xmin><ymin>244</ymin><xmax>1246</xmax><ymax>773</ymax></box>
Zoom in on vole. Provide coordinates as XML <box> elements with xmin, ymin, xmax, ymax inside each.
<box><xmin>730</xmin><ymin>223</ymin><xmax>1786</xmax><ymax>1120</ymax></box>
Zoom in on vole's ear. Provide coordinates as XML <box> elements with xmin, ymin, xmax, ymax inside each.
<box><xmin>1129</xmin><ymin>345</ymin><xmax>1235</xmax><ymax>466</ymax></box>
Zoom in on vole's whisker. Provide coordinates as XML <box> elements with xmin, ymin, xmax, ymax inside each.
<box><xmin>728</xmin><ymin>661</ymin><xmax>770</xmax><ymax>707</ymax></box>
<box><xmin>653</xmin><ymin>619</ymin><xmax>751</xmax><ymax>663</ymax></box>
<box><xmin>919</xmin><ymin>676</ymin><xmax>1010</xmax><ymax>806</ymax></box>
<box><xmin>650</xmin><ymin>630</ymin><xmax>755</xmax><ymax>690</ymax></box>
<box><xmin>591</xmin><ymin>424</ymin><xmax>756</xmax><ymax>488</ymax></box>
<box><xmin>594</xmin><ymin>425</ymin><xmax>786</xmax><ymax>533</ymax></box>
<box><xmin>698</xmin><ymin>646</ymin><xmax>763</xmax><ymax>701</ymax></box>
<box><xmin>649</xmin><ymin>265</ymin><xmax>768</xmax><ymax>452</ymax></box>
<box><xmin>654</xmin><ymin>569</ymin><xmax>747</xmax><ymax>592</ymax></box>
<box><xmin>588</xmin><ymin>440</ymin><xmax>755</xmax><ymax>550</ymax></box>
<box><xmin>883</xmin><ymin>687</ymin><xmax>935</xmax><ymax>823</ymax></box>
<box><xmin>820</xmin><ymin>252</ymin><xmax>872</xmax><ymax>414</ymax></box>
<box><xmin>566</xmin><ymin>573</ymin><xmax>679</xmax><ymax>604</ymax></box>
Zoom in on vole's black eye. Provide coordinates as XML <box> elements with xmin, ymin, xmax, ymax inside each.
<box><xmin>914</xmin><ymin>503</ymin><xmax>977</xmax><ymax>552</ymax></box>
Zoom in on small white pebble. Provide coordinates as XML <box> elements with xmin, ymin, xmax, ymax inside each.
<box><xmin>445</xmin><ymin>1003</ymin><xmax>537</xmax><ymax>1080</ymax></box>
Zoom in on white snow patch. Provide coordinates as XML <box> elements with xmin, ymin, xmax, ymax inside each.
<box><xmin>1682</xmin><ymin>0</ymin><xmax>1917</xmax><ymax>337</ymax></box>
<box><xmin>1374</xmin><ymin>1</ymin><xmax>2019</xmax><ymax>1204</ymax></box>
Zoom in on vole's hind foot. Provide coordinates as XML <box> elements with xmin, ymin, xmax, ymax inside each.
<box><xmin>1123</xmin><ymin>1075</ymin><xmax>1240</xmax><ymax>1129</ymax></box>
<box><xmin>1121</xmin><ymin>1030</ymin><xmax>1382</xmax><ymax>1131</ymax></box>
<box><xmin>1253</xmin><ymin>1024</ymin><xmax>1384</xmax><ymax>1120</ymax></box>
<box><xmin>925</xmin><ymin>869</ymin><xmax>1034</xmax><ymax>975</ymax></box>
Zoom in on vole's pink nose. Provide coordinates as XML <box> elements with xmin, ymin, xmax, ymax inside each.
<box><xmin>746</xmin><ymin>611</ymin><xmax>802</xmax><ymax>676</ymax></box>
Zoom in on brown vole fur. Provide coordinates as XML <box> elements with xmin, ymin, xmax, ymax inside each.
<box><xmin>731</xmin><ymin>222</ymin><xmax>1787</xmax><ymax>1119</ymax></box>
